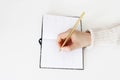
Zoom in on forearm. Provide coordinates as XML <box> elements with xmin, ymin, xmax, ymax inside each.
<box><xmin>88</xmin><ymin>24</ymin><xmax>120</xmax><ymax>46</ymax></box>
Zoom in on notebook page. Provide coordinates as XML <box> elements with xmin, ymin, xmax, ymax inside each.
<box><xmin>41</xmin><ymin>39</ymin><xmax>83</xmax><ymax>69</ymax></box>
<box><xmin>41</xmin><ymin>15</ymin><xmax>83</xmax><ymax>69</ymax></box>
<box><xmin>43</xmin><ymin>15</ymin><xmax>81</xmax><ymax>39</ymax></box>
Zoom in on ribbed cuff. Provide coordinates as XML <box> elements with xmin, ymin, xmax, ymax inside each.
<box><xmin>85</xmin><ymin>29</ymin><xmax>94</xmax><ymax>48</ymax></box>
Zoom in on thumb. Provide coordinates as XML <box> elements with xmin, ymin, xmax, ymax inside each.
<box><xmin>57</xmin><ymin>28</ymin><xmax>72</xmax><ymax>42</ymax></box>
<box><xmin>58</xmin><ymin>31</ymin><xmax>69</xmax><ymax>39</ymax></box>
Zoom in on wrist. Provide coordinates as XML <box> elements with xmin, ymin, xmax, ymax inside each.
<box><xmin>85</xmin><ymin>32</ymin><xmax>91</xmax><ymax>47</ymax></box>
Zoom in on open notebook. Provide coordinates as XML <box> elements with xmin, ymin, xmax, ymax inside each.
<box><xmin>39</xmin><ymin>15</ymin><xmax>84</xmax><ymax>70</ymax></box>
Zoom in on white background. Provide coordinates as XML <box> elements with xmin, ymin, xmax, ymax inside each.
<box><xmin>0</xmin><ymin>0</ymin><xmax>120</xmax><ymax>80</ymax></box>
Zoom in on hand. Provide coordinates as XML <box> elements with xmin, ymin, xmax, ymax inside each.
<box><xmin>57</xmin><ymin>29</ymin><xmax>91</xmax><ymax>51</ymax></box>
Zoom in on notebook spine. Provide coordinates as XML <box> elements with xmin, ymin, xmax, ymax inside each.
<box><xmin>39</xmin><ymin>15</ymin><xmax>44</xmax><ymax>46</ymax></box>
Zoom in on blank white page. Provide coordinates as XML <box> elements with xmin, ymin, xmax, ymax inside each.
<box><xmin>40</xmin><ymin>15</ymin><xmax>83</xmax><ymax>70</ymax></box>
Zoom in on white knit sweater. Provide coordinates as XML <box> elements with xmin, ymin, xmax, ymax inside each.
<box><xmin>89</xmin><ymin>24</ymin><xmax>120</xmax><ymax>47</ymax></box>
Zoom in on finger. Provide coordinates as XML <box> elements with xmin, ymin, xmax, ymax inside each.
<box><xmin>58</xmin><ymin>32</ymin><xmax>68</xmax><ymax>39</ymax></box>
<box><xmin>58</xmin><ymin>41</ymin><xmax>62</xmax><ymax>48</ymax></box>
<box><xmin>57</xmin><ymin>36</ymin><xmax>62</xmax><ymax>43</ymax></box>
<box><xmin>62</xmin><ymin>44</ymin><xmax>78</xmax><ymax>51</ymax></box>
<box><xmin>57</xmin><ymin>28</ymin><xmax>72</xmax><ymax>48</ymax></box>
<box><xmin>58</xmin><ymin>28</ymin><xmax>72</xmax><ymax>39</ymax></box>
<box><xmin>57</xmin><ymin>37</ymin><xmax>64</xmax><ymax>47</ymax></box>
<box><xmin>57</xmin><ymin>35</ymin><xmax>64</xmax><ymax>48</ymax></box>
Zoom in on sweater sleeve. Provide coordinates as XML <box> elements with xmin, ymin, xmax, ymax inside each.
<box><xmin>88</xmin><ymin>24</ymin><xmax>120</xmax><ymax>47</ymax></box>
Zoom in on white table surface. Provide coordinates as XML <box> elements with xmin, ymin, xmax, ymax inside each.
<box><xmin>0</xmin><ymin>0</ymin><xmax>120</xmax><ymax>80</ymax></box>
